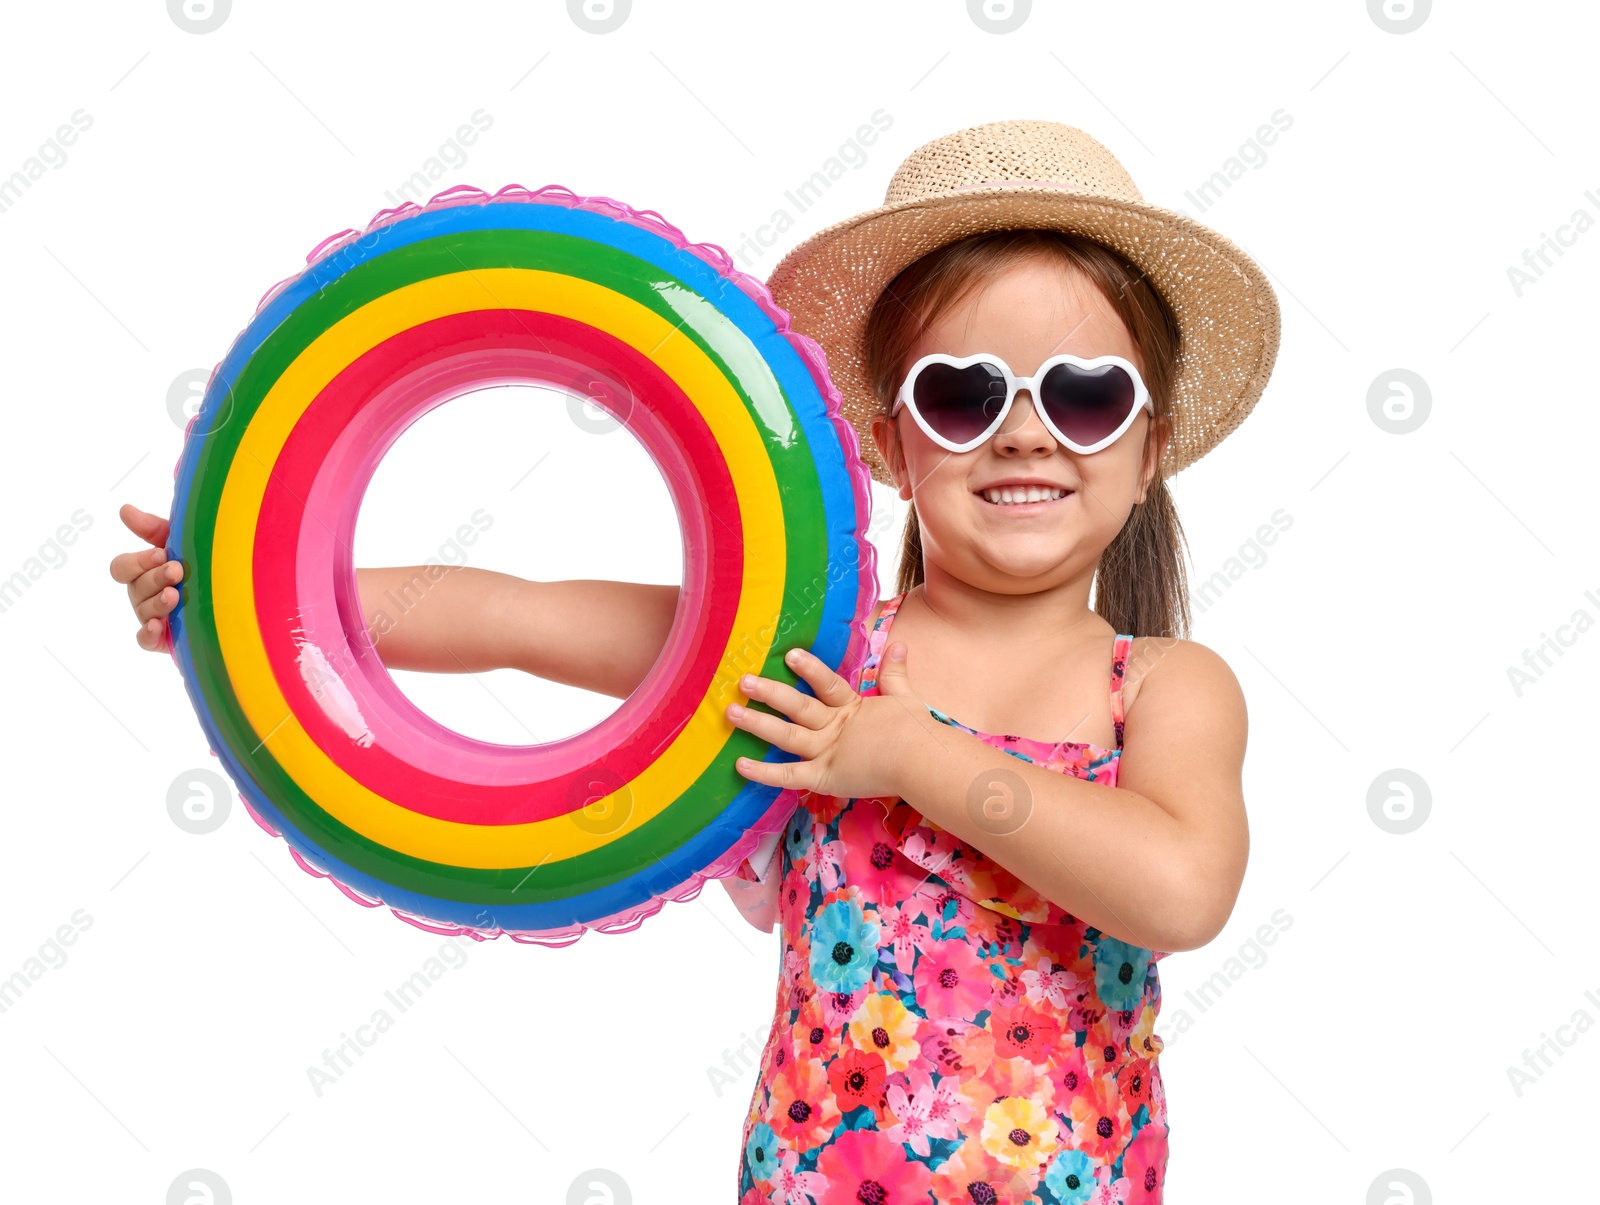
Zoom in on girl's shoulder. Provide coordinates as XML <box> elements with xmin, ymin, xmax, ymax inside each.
<box><xmin>1121</xmin><ymin>635</ymin><xmax>1243</xmax><ymax>723</ymax></box>
<box><xmin>857</xmin><ymin>597</ymin><xmax>1240</xmax><ymax>725</ymax></box>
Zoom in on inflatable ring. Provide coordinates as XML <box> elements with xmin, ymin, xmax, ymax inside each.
<box><xmin>167</xmin><ymin>184</ymin><xmax>877</xmax><ymax>945</ymax></box>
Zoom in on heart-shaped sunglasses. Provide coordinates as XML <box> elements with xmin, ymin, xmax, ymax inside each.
<box><xmin>891</xmin><ymin>352</ymin><xmax>1152</xmax><ymax>455</ymax></box>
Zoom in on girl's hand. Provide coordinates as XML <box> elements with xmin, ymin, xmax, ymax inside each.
<box><xmin>109</xmin><ymin>503</ymin><xmax>183</xmax><ymax>653</ymax></box>
<box><xmin>726</xmin><ymin>640</ymin><xmax>927</xmax><ymax>801</ymax></box>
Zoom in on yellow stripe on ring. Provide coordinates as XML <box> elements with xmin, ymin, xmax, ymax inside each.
<box><xmin>212</xmin><ymin>268</ymin><xmax>783</xmax><ymax>868</ymax></box>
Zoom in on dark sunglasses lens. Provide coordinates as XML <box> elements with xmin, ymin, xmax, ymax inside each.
<box><xmin>1039</xmin><ymin>362</ymin><xmax>1137</xmax><ymax>446</ymax></box>
<box><xmin>911</xmin><ymin>362</ymin><xmax>1008</xmax><ymax>445</ymax></box>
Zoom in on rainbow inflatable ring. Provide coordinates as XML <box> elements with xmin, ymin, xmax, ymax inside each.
<box><xmin>167</xmin><ymin>183</ymin><xmax>877</xmax><ymax>946</ymax></box>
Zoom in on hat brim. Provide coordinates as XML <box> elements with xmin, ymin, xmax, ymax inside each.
<box><xmin>764</xmin><ymin>184</ymin><xmax>1282</xmax><ymax>488</ymax></box>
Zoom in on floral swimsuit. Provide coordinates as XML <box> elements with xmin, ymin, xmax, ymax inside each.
<box><xmin>733</xmin><ymin>592</ymin><xmax>1170</xmax><ymax>1204</ymax></box>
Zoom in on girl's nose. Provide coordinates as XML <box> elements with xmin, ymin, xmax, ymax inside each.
<box><xmin>995</xmin><ymin>391</ymin><xmax>1055</xmax><ymax>449</ymax></box>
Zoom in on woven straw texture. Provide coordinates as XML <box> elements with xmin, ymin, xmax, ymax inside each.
<box><xmin>766</xmin><ymin>120</ymin><xmax>1282</xmax><ymax>488</ymax></box>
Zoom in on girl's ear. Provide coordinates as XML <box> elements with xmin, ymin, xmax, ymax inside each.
<box><xmin>1135</xmin><ymin>415</ymin><xmax>1171</xmax><ymax>505</ymax></box>
<box><xmin>870</xmin><ymin>412</ymin><xmax>912</xmax><ymax>499</ymax></box>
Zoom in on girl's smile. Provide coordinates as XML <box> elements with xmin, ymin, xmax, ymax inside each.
<box><xmin>974</xmin><ymin>475</ymin><xmax>1076</xmax><ymax>510</ymax></box>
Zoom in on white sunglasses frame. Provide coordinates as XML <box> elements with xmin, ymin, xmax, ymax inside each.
<box><xmin>891</xmin><ymin>352</ymin><xmax>1153</xmax><ymax>456</ymax></box>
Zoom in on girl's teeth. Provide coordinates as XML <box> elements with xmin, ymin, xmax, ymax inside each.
<box><xmin>982</xmin><ymin>487</ymin><xmax>1067</xmax><ymax>505</ymax></box>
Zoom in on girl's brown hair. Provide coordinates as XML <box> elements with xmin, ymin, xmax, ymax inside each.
<box><xmin>863</xmin><ymin>228</ymin><xmax>1191</xmax><ymax>639</ymax></box>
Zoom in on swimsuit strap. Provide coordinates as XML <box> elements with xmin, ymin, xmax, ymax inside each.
<box><xmin>857</xmin><ymin>592</ymin><xmax>908</xmax><ymax>694</ymax></box>
<box><xmin>1110</xmin><ymin>634</ymin><xmax>1133</xmax><ymax>750</ymax></box>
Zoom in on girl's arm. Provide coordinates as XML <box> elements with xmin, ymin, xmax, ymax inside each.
<box><xmin>353</xmin><ymin>565</ymin><xmax>780</xmax><ymax>925</ymax></box>
<box><xmin>886</xmin><ymin>638</ymin><xmax>1249</xmax><ymax>954</ymax></box>
<box><xmin>356</xmin><ymin>566</ymin><xmax>678</xmax><ymax>699</ymax></box>
<box><xmin>115</xmin><ymin>526</ymin><xmax>777</xmax><ymax>921</ymax></box>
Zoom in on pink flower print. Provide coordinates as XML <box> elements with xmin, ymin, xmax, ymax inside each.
<box><xmin>908</xmin><ymin>878</ymin><xmax>976</xmax><ymax>928</ymax></box>
<box><xmin>920</xmin><ymin>1069</ymin><xmax>972</xmax><ymax>1133</ymax></box>
<box><xmin>1048</xmin><ymin>1043</ymin><xmax>1092</xmax><ymax>1103</ymax></box>
<box><xmin>867</xmin><ymin>624</ymin><xmax>887</xmax><ymax>661</ymax></box>
<box><xmin>838</xmin><ymin>798</ymin><xmax>907</xmax><ymax>905</ymax></box>
<box><xmin>769</xmin><ymin>1148</ymin><xmax>830</xmax><ymax>1205</ymax></box>
<box><xmin>1021</xmin><ymin>956</ymin><xmax>1082</xmax><ymax>1011</ymax></box>
<box><xmin>1147</xmin><ymin>1060</ymin><xmax>1168</xmax><ymax>1125</ymax></box>
<box><xmin>780</xmin><ymin>865</ymin><xmax>811</xmax><ymax>922</ymax></box>
<box><xmin>990</xmin><ymin>963</ymin><xmax>1029</xmax><ymax>1008</ymax></box>
<box><xmin>781</xmin><ymin>931</ymin><xmax>812</xmax><ymax>993</ymax></box>
<box><xmin>1067</xmin><ymin>987</ymin><xmax>1108</xmax><ymax>1035</ymax></box>
<box><xmin>916</xmin><ymin>1014</ymin><xmax>987</xmax><ymax>1078</ymax></box>
<box><xmin>913</xmin><ymin>938</ymin><xmax>995</xmax><ymax>1017</ymax></box>
<box><xmin>1119</xmin><ymin>1120</ymin><xmax>1168</xmax><ymax>1203</ymax></box>
<box><xmin>873</xmin><ymin>898</ymin><xmax>932</xmax><ymax>975</ymax></box>
<box><xmin>894</xmin><ymin>825</ymin><xmax>945</xmax><ymax>871</ymax></box>
<box><xmin>897</xmin><ymin>824</ymin><xmax>981</xmax><ymax>898</ymax></box>
<box><xmin>816</xmin><ymin>1127</ymin><xmax>934</xmax><ymax>1205</ymax></box>
<box><xmin>883</xmin><ymin>1067</ymin><xmax>969</xmax><ymax>1157</ymax></box>
<box><xmin>812</xmin><ymin>837</ymin><xmax>846</xmax><ymax>892</ymax></box>
<box><xmin>759</xmin><ymin>1028</ymin><xmax>796</xmax><ymax>1084</ymax></box>
<box><xmin>819</xmin><ymin>986</ymin><xmax>869</xmax><ymax>1029</ymax></box>
<box><xmin>1085</xmin><ymin>1167</ymin><xmax>1132</xmax><ymax>1205</ymax></box>
<box><xmin>1107</xmin><ymin>1005</ymin><xmax>1140</xmax><ymax>1046</ymax></box>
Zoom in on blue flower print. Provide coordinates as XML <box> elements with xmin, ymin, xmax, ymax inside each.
<box><xmin>1043</xmin><ymin>1147</ymin><xmax>1097</xmax><ymax>1203</ymax></box>
<box><xmin>1093</xmin><ymin>935</ymin><xmax>1152</xmax><ymax>1012</ymax></box>
<box><xmin>809</xmin><ymin>897</ymin><xmax>880</xmax><ymax>994</ymax></box>
<box><xmin>784</xmin><ymin>805</ymin><xmax>814</xmax><ymax>864</ymax></box>
<box><xmin>744</xmin><ymin>1121</ymin><xmax>780</xmax><ymax>1182</ymax></box>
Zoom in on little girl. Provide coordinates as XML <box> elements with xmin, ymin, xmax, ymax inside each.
<box><xmin>112</xmin><ymin>121</ymin><xmax>1276</xmax><ymax>1203</ymax></box>
<box><xmin>716</xmin><ymin>120</ymin><xmax>1274</xmax><ymax>1203</ymax></box>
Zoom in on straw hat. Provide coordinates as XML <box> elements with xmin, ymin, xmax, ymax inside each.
<box><xmin>765</xmin><ymin>119</ymin><xmax>1282</xmax><ymax>488</ymax></box>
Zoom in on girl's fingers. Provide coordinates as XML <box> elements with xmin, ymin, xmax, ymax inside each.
<box><xmin>782</xmin><ymin>647</ymin><xmax>856</xmax><ymax>707</ymax></box>
<box><xmin>135</xmin><ymin>585</ymin><xmax>180</xmax><ymax>625</ymax></box>
<box><xmin>109</xmin><ymin>544</ymin><xmax>164</xmax><ymax>585</ymax></box>
<box><xmin>733</xmin><ymin>754</ymin><xmax>809</xmax><ymax>791</ymax></box>
<box><xmin>740</xmin><ymin>671</ymin><xmax>830</xmax><ymax>730</ymax></box>
<box><xmin>135</xmin><ymin>617</ymin><xmax>166</xmax><ymax>652</ymax></box>
<box><xmin>725</xmin><ymin>703</ymin><xmax>819</xmax><ymax>760</ymax></box>
<box><xmin>119</xmin><ymin>503</ymin><xmax>170</xmax><ymax>549</ymax></box>
<box><xmin>130</xmin><ymin>560</ymin><xmax>183</xmax><ymax>622</ymax></box>
<box><xmin>135</xmin><ymin>555</ymin><xmax>181</xmax><ymax>598</ymax></box>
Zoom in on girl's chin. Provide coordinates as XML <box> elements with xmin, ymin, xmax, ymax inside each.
<box><xmin>969</xmin><ymin>543</ymin><xmax>1084</xmax><ymax>578</ymax></box>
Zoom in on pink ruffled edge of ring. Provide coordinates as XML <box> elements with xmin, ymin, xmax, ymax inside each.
<box><xmin>171</xmin><ymin>182</ymin><xmax>881</xmax><ymax>947</ymax></box>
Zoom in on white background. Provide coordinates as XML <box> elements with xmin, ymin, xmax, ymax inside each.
<box><xmin>2</xmin><ymin>0</ymin><xmax>1595</xmax><ymax>1201</ymax></box>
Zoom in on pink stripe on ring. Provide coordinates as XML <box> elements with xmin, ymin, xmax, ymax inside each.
<box><xmin>252</xmin><ymin>309</ymin><xmax>742</xmax><ymax>825</ymax></box>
